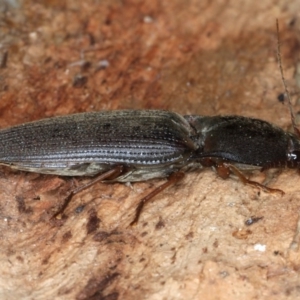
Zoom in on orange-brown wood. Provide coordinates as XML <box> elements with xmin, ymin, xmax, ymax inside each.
<box><xmin>1</xmin><ymin>1</ymin><xmax>300</xmax><ymax>299</ymax></box>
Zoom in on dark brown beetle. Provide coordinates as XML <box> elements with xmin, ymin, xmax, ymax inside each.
<box><xmin>0</xmin><ymin>109</ymin><xmax>297</xmax><ymax>224</ymax></box>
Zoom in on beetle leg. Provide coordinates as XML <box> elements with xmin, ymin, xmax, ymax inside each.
<box><xmin>52</xmin><ymin>165</ymin><xmax>125</xmax><ymax>220</ymax></box>
<box><xmin>215</xmin><ymin>161</ymin><xmax>231</xmax><ymax>179</ymax></box>
<box><xmin>130</xmin><ymin>171</ymin><xmax>185</xmax><ymax>226</ymax></box>
<box><xmin>223</xmin><ymin>162</ymin><xmax>285</xmax><ymax>196</ymax></box>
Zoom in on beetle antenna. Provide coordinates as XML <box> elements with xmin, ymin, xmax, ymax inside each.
<box><xmin>276</xmin><ymin>19</ymin><xmax>300</xmax><ymax>137</ymax></box>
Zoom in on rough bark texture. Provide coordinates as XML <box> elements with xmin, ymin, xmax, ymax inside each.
<box><xmin>1</xmin><ymin>0</ymin><xmax>300</xmax><ymax>299</ymax></box>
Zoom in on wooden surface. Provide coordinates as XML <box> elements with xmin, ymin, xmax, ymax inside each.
<box><xmin>1</xmin><ymin>0</ymin><xmax>300</xmax><ymax>299</ymax></box>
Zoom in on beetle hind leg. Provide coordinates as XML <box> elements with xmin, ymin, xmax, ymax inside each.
<box><xmin>51</xmin><ymin>165</ymin><xmax>125</xmax><ymax>221</ymax></box>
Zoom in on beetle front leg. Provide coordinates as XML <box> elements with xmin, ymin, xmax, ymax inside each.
<box><xmin>221</xmin><ymin>162</ymin><xmax>284</xmax><ymax>196</ymax></box>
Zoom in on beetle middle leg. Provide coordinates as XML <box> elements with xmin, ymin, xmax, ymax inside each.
<box><xmin>130</xmin><ymin>171</ymin><xmax>185</xmax><ymax>226</ymax></box>
<box><xmin>52</xmin><ymin>165</ymin><xmax>125</xmax><ymax>220</ymax></box>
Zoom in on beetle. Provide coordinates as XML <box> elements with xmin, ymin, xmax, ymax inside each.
<box><xmin>0</xmin><ymin>109</ymin><xmax>298</xmax><ymax>224</ymax></box>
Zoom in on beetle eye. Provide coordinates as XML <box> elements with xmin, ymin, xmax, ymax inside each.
<box><xmin>287</xmin><ymin>151</ymin><xmax>300</xmax><ymax>161</ymax></box>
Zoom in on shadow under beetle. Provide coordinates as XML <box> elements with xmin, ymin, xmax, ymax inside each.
<box><xmin>0</xmin><ymin>109</ymin><xmax>298</xmax><ymax>224</ymax></box>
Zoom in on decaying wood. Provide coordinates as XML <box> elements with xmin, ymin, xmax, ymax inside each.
<box><xmin>1</xmin><ymin>0</ymin><xmax>300</xmax><ymax>299</ymax></box>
